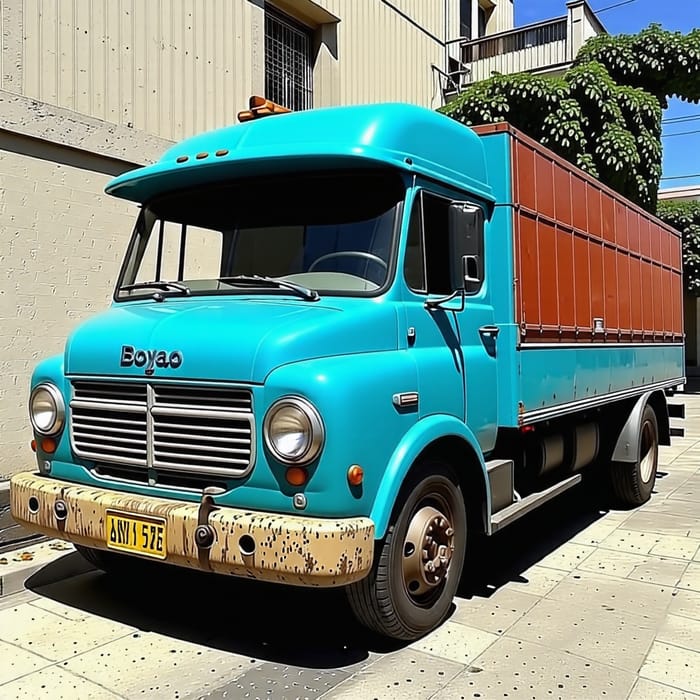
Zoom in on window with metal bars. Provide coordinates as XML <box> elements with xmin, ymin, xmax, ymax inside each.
<box><xmin>265</xmin><ymin>6</ymin><xmax>313</xmax><ymax>111</ymax></box>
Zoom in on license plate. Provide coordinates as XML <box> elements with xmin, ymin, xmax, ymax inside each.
<box><xmin>105</xmin><ymin>511</ymin><xmax>167</xmax><ymax>559</ymax></box>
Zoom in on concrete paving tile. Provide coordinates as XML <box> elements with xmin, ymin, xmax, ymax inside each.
<box><xmin>624</xmin><ymin>511</ymin><xmax>700</xmax><ymax>539</ymax></box>
<box><xmin>0</xmin><ymin>540</ymin><xmax>74</xmax><ymax>580</ymax></box>
<box><xmin>639</xmin><ymin>641</ymin><xmax>700</xmax><ymax>695</ymax></box>
<box><xmin>570</xmin><ymin>518</ymin><xmax>622</xmax><ymax>546</ymax></box>
<box><xmin>0</xmin><ymin>589</ymin><xmax>39</xmax><ymax>612</ymax></box>
<box><xmin>0</xmin><ymin>603</ymin><xmax>136</xmax><ymax>662</ymax></box>
<box><xmin>322</xmin><ymin>649</ymin><xmax>463</xmax><ymax>699</ymax></box>
<box><xmin>0</xmin><ymin>665</ymin><xmax>123</xmax><ymax>699</ymax></box>
<box><xmin>657</xmin><ymin>613</ymin><xmax>700</xmax><ymax>653</ymax></box>
<box><xmin>630</xmin><ymin>677</ymin><xmax>700</xmax><ymax>699</ymax></box>
<box><xmin>64</xmin><ymin>631</ymin><xmax>261</xmax><ymax>699</ymax></box>
<box><xmin>198</xmin><ymin>663</ymin><xmax>350</xmax><ymax>700</ymax></box>
<box><xmin>409</xmin><ymin>620</ymin><xmax>498</xmax><ymax>664</ymax></box>
<box><xmin>535</xmin><ymin>542</ymin><xmax>596</xmax><ymax>572</ymax></box>
<box><xmin>650</xmin><ymin>536</ymin><xmax>700</xmax><ymax>561</ymax></box>
<box><xmin>644</xmin><ymin>499</ymin><xmax>700</xmax><ymax>519</ymax></box>
<box><xmin>547</xmin><ymin>570</ymin><xmax>674</xmax><ymax>620</ymax></box>
<box><xmin>0</xmin><ymin>639</ymin><xmax>53</xmax><ymax>685</ymax></box>
<box><xmin>601</xmin><ymin>529</ymin><xmax>699</xmax><ymax>560</ymax></box>
<box><xmin>668</xmin><ymin>481</ymin><xmax>700</xmax><ymax>504</ymax></box>
<box><xmin>436</xmin><ymin>636</ymin><xmax>637</xmax><ymax>699</ymax></box>
<box><xmin>509</xmin><ymin>564</ymin><xmax>568</xmax><ymax>596</ymax></box>
<box><xmin>597</xmin><ymin>508</ymin><xmax>635</xmax><ymax>524</ymax></box>
<box><xmin>669</xmin><ymin>589</ymin><xmax>700</xmax><ymax>621</ymax></box>
<box><xmin>578</xmin><ymin>549</ymin><xmax>688</xmax><ymax>586</ymax></box>
<box><xmin>30</xmin><ymin>596</ymin><xmax>92</xmax><ymax>622</ymax></box>
<box><xmin>451</xmin><ymin>589</ymin><xmax>541</xmax><ymax>635</ymax></box>
<box><xmin>507</xmin><ymin>596</ymin><xmax>656</xmax><ymax>673</ymax></box>
<box><xmin>678</xmin><ymin>563</ymin><xmax>700</xmax><ymax>593</ymax></box>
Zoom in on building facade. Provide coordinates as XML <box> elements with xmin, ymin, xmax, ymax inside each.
<box><xmin>453</xmin><ymin>0</ymin><xmax>604</xmax><ymax>90</ymax></box>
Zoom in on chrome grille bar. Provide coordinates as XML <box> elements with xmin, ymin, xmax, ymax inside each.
<box><xmin>69</xmin><ymin>380</ymin><xmax>255</xmax><ymax>485</ymax></box>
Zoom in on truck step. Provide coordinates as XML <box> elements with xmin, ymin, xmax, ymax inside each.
<box><xmin>668</xmin><ymin>403</ymin><xmax>685</xmax><ymax>419</ymax></box>
<box><xmin>489</xmin><ymin>474</ymin><xmax>582</xmax><ymax>534</ymax></box>
<box><xmin>486</xmin><ymin>459</ymin><xmax>514</xmax><ymax>513</ymax></box>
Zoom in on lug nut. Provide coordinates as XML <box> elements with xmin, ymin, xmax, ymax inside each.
<box><xmin>194</xmin><ymin>524</ymin><xmax>215</xmax><ymax>549</ymax></box>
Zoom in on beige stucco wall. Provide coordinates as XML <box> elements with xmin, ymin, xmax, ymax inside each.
<box><xmin>0</xmin><ymin>136</ymin><xmax>141</xmax><ymax>478</ymax></box>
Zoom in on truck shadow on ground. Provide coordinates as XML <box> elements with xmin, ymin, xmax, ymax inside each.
<box><xmin>26</xmin><ymin>482</ymin><xmax>611</xmax><ymax>670</ymax></box>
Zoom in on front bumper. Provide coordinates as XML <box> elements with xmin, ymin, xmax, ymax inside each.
<box><xmin>10</xmin><ymin>472</ymin><xmax>375</xmax><ymax>586</ymax></box>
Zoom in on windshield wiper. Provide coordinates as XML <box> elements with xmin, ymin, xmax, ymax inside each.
<box><xmin>219</xmin><ymin>275</ymin><xmax>320</xmax><ymax>302</ymax></box>
<box><xmin>120</xmin><ymin>280</ymin><xmax>191</xmax><ymax>295</ymax></box>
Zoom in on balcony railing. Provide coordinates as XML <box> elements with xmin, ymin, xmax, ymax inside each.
<box><xmin>461</xmin><ymin>16</ymin><xmax>569</xmax><ymax>84</ymax></box>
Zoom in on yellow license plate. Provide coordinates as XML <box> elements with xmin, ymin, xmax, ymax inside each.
<box><xmin>105</xmin><ymin>511</ymin><xmax>167</xmax><ymax>559</ymax></box>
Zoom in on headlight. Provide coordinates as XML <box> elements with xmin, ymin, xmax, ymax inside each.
<box><xmin>29</xmin><ymin>383</ymin><xmax>65</xmax><ymax>436</ymax></box>
<box><xmin>263</xmin><ymin>397</ymin><xmax>324</xmax><ymax>465</ymax></box>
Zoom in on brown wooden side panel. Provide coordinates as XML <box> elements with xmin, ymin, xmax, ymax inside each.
<box><xmin>506</xmin><ymin>126</ymin><xmax>683</xmax><ymax>343</ymax></box>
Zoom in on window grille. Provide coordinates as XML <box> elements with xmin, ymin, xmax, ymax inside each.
<box><xmin>265</xmin><ymin>7</ymin><xmax>313</xmax><ymax>111</ymax></box>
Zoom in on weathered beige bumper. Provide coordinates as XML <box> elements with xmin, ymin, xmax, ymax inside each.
<box><xmin>10</xmin><ymin>472</ymin><xmax>375</xmax><ymax>586</ymax></box>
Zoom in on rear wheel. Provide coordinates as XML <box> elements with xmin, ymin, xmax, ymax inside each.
<box><xmin>610</xmin><ymin>404</ymin><xmax>659</xmax><ymax>506</ymax></box>
<box><xmin>346</xmin><ymin>462</ymin><xmax>467</xmax><ymax>640</ymax></box>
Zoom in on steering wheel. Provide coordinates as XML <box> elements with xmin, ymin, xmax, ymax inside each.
<box><xmin>308</xmin><ymin>251</ymin><xmax>388</xmax><ymax>272</ymax></box>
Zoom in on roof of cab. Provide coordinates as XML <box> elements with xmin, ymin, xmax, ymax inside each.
<box><xmin>105</xmin><ymin>103</ymin><xmax>494</xmax><ymax>205</ymax></box>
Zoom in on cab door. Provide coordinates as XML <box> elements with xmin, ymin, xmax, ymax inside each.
<box><xmin>403</xmin><ymin>189</ymin><xmax>498</xmax><ymax>453</ymax></box>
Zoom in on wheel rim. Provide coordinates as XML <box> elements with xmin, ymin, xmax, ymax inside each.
<box><xmin>639</xmin><ymin>419</ymin><xmax>657</xmax><ymax>483</ymax></box>
<box><xmin>402</xmin><ymin>503</ymin><xmax>455</xmax><ymax>601</ymax></box>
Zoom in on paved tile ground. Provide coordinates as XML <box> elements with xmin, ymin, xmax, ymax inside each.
<box><xmin>1</xmin><ymin>389</ymin><xmax>699</xmax><ymax>699</ymax></box>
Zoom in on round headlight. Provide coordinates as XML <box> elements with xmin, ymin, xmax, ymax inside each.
<box><xmin>30</xmin><ymin>384</ymin><xmax>65</xmax><ymax>436</ymax></box>
<box><xmin>263</xmin><ymin>397</ymin><xmax>324</xmax><ymax>465</ymax></box>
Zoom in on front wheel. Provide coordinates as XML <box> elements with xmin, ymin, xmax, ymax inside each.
<box><xmin>610</xmin><ymin>404</ymin><xmax>659</xmax><ymax>506</ymax></box>
<box><xmin>346</xmin><ymin>462</ymin><xmax>467</xmax><ymax>640</ymax></box>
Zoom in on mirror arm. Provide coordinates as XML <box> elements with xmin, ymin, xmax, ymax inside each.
<box><xmin>424</xmin><ymin>288</ymin><xmax>465</xmax><ymax>312</ymax></box>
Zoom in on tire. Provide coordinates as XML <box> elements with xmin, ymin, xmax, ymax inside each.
<box><xmin>346</xmin><ymin>461</ymin><xmax>467</xmax><ymax>640</ymax></box>
<box><xmin>610</xmin><ymin>404</ymin><xmax>659</xmax><ymax>506</ymax></box>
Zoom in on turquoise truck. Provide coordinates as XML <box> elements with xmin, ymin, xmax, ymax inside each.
<box><xmin>12</xmin><ymin>99</ymin><xmax>684</xmax><ymax>640</ymax></box>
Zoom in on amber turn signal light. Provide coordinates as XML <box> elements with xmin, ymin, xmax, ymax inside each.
<box><xmin>348</xmin><ymin>465</ymin><xmax>364</xmax><ymax>486</ymax></box>
<box><xmin>30</xmin><ymin>439</ymin><xmax>37</xmax><ymax>452</ymax></box>
<box><xmin>285</xmin><ymin>467</ymin><xmax>308</xmax><ymax>486</ymax></box>
<box><xmin>40</xmin><ymin>438</ymin><xmax>57</xmax><ymax>454</ymax></box>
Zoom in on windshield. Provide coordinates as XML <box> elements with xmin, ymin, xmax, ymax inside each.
<box><xmin>115</xmin><ymin>170</ymin><xmax>404</xmax><ymax>301</ymax></box>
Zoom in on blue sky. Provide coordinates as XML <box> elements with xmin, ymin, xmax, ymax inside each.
<box><xmin>515</xmin><ymin>0</ymin><xmax>700</xmax><ymax>191</ymax></box>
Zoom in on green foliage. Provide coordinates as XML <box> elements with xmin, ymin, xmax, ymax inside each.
<box><xmin>439</xmin><ymin>24</ymin><xmax>699</xmax><ymax>213</ymax></box>
<box><xmin>657</xmin><ymin>200</ymin><xmax>700</xmax><ymax>294</ymax></box>
<box><xmin>576</xmin><ymin>25</ymin><xmax>700</xmax><ymax>106</ymax></box>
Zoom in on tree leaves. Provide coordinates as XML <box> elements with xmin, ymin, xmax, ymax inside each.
<box><xmin>657</xmin><ymin>201</ymin><xmax>700</xmax><ymax>295</ymax></box>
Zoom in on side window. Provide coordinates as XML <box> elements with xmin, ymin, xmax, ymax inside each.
<box><xmin>404</xmin><ymin>191</ymin><xmax>485</xmax><ymax>296</ymax></box>
<box><xmin>404</xmin><ymin>197</ymin><xmax>426</xmax><ymax>291</ymax></box>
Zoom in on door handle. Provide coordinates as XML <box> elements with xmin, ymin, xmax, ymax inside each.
<box><xmin>479</xmin><ymin>325</ymin><xmax>500</xmax><ymax>337</ymax></box>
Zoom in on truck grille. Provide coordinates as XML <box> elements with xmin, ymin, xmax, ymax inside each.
<box><xmin>70</xmin><ymin>380</ymin><xmax>254</xmax><ymax>484</ymax></box>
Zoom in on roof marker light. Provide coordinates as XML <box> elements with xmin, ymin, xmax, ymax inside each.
<box><xmin>176</xmin><ymin>155</ymin><xmax>189</xmax><ymax>163</ymax></box>
<box><xmin>238</xmin><ymin>95</ymin><xmax>291</xmax><ymax>123</ymax></box>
